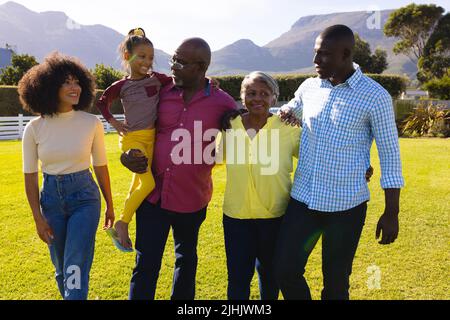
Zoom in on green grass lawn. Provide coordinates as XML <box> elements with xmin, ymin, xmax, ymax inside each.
<box><xmin>0</xmin><ymin>135</ymin><xmax>449</xmax><ymax>300</ymax></box>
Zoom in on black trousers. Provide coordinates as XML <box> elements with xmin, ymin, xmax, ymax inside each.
<box><xmin>129</xmin><ymin>201</ymin><xmax>207</xmax><ymax>300</ymax></box>
<box><xmin>223</xmin><ymin>214</ymin><xmax>282</xmax><ymax>300</ymax></box>
<box><xmin>274</xmin><ymin>198</ymin><xmax>367</xmax><ymax>300</ymax></box>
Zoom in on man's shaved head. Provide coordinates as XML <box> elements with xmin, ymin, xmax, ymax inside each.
<box><xmin>172</xmin><ymin>37</ymin><xmax>212</xmax><ymax>89</ymax></box>
<box><xmin>319</xmin><ymin>24</ymin><xmax>355</xmax><ymax>50</ymax></box>
<box><xmin>179</xmin><ymin>37</ymin><xmax>212</xmax><ymax>68</ymax></box>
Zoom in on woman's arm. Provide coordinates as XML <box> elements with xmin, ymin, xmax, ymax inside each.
<box><xmin>23</xmin><ymin>123</ymin><xmax>54</xmax><ymax>244</ymax></box>
<box><xmin>91</xmin><ymin>117</ymin><xmax>114</xmax><ymax>229</ymax></box>
<box><xmin>24</xmin><ymin>173</ymin><xmax>54</xmax><ymax>244</ymax></box>
<box><xmin>93</xmin><ymin>165</ymin><xmax>115</xmax><ymax>229</ymax></box>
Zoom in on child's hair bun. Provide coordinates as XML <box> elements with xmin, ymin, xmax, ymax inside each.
<box><xmin>128</xmin><ymin>28</ymin><xmax>146</xmax><ymax>37</ymax></box>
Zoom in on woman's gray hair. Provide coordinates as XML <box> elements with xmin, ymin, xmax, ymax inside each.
<box><xmin>240</xmin><ymin>71</ymin><xmax>280</xmax><ymax>104</ymax></box>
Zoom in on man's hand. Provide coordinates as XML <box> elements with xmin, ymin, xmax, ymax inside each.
<box><xmin>120</xmin><ymin>149</ymin><xmax>148</xmax><ymax>174</ymax></box>
<box><xmin>376</xmin><ymin>189</ymin><xmax>400</xmax><ymax>245</ymax></box>
<box><xmin>365</xmin><ymin>166</ymin><xmax>374</xmax><ymax>182</ymax></box>
<box><xmin>376</xmin><ymin>212</ymin><xmax>399</xmax><ymax>245</ymax></box>
<box><xmin>221</xmin><ymin>108</ymin><xmax>248</xmax><ymax>131</ymax></box>
<box><xmin>278</xmin><ymin>109</ymin><xmax>300</xmax><ymax>126</ymax></box>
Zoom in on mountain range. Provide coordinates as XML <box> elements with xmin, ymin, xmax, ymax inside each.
<box><xmin>0</xmin><ymin>1</ymin><xmax>416</xmax><ymax>77</ymax></box>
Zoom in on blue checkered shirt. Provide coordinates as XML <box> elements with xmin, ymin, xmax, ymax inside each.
<box><xmin>282</xmin><ymin>65</ymin><xmax>404</xmax><ymax>212</ymax></box>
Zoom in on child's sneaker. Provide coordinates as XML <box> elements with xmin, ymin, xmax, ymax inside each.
<box><xmin>106</xmin><ymin>228</ymin><xmax>134</xmax><ymax>253</ymax></box>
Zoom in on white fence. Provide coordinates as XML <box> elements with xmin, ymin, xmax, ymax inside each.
<box><xmin>0</xmin><ymin>114</ymin><xmax>125</xmax><ymax>140</ymax></box>
<box><xmin>2</xmin><ymin>99</ymin><xmax>449</xmax><ymax>141</ymax></box>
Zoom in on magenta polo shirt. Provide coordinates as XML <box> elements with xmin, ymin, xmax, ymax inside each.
<box><xmin>146</xmin><ymin>79</ymin><xmax>237</xmax><ymax>213</ymax></box>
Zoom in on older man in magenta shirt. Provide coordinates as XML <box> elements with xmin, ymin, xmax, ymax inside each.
<box><xmin>121</xmin><ymin>38</ymin><xmax>236</xmax><ymax>300</ymax></box>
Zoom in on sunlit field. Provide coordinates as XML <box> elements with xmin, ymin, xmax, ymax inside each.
<box><xmin>0</xmin><ymin>135</ymin><xmax>448</xmax><ymax>300</ymax></box>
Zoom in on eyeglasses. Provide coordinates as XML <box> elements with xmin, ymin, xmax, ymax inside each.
<box><xmin>168</xmin><ymin>57</ymin><xmax>203</xmax><ymax>70</ymax></box>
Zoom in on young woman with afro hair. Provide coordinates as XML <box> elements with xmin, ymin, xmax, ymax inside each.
<box><xmin>19</xmin><ymin>52</ymin><xmax>115</xmax><ymax>300</ymax></box>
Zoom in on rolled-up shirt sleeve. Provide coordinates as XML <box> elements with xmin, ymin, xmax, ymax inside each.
<box><xmin>280</xmin><ymin>85</ymin><xmax>303</xmax><ymax>120</ymax></box>
<box><xmin>369</xmin><ymin>91</ymin><xmax>404</xmax><ymax>189</ymax></box>
<box><xmin>91</xmin><ymin>118</ymin><xmax>108</xmax><ymax>167</ymax></box>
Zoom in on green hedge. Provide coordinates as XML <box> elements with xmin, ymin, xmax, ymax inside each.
<box><xmin>366</xmin><ymin>74</ymin><xmax>409</xmax><ymax>98</ymax></box>
<box><xmin>0</xmin><ymin>87</ymin><xmax>123</xmax><ymax>116</ymax></box>
<box><xmin>394</xmin><ymin>100</ymin><xmax>417</xmax><ymax>122</ymax></box>
<box><xmin>213</xmin><ymin>73</ymin><xmax>408</xmax><ymax>100</ymax></box>
<box><xmin>0</xmin><ymin>74</ymin><xmax>408</xmax><ymax>116</ymax></box>
<box><xmin>0</xmin><ymin>86</ymin><xmax>30</xmax><ymax>116</ymax></box>
<box><xmin>423</xmin><ymin>75</ymin><xmax>450</xmax><ymax>100</ymax></box>
<box><xmin>212</xmin><ymin>74</ymin><xmax>313</xmax><ymax>101</ymax></box>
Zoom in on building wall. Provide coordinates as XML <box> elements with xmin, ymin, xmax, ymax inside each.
<box><xmin>0</xmin><ymin>48</ymin><xmax>13</xmax><ymax>70</ymax></box>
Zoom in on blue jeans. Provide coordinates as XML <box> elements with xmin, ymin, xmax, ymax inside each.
<box><xmin>40</xmin><ymin>169</ymin><xmax>101</xmax><ymax>300</ymax></box>
<box><xmin>223</xmin><ymin>214</ymin><xmax>282</xmax><ymax>300</ymax></box>
<box><xmin>129</xmin><ymin>201</ymin><xmax>207</xmax><ymax>300</ymax></box>
<box><xmin>274</xmin><ymin>198</ymin><xmax>367</xmax><ymax>300</ymax></box>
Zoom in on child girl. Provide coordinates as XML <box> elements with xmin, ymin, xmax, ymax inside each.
<box><xmin>97</xmin><ymin>28</ymin><xmax>171</xmax><ymax>251</ymax></box>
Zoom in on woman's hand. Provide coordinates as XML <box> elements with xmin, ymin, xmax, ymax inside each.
<box><xmin>93</xmin><ymin>165</ymin><xmax>115</xmax><ymax>230</ymax></box>
<box><xmin>109</xmin><ymin>118</ymin><xmax>129</xmax><ymax>136</ymax></box>
<box><xmin>24</xmin><ymin>173</ymin><xmax>54</xmax><ymax>245</ymax></box>
<box><xmin>103</xmin><ymin>206</ymin><xmax>115</xmax><ymax>230</ymax></box>
<box><xmin>35</xmin><ymin>216</ymin><xmax>54</xmax><ymax>245</ymax></box>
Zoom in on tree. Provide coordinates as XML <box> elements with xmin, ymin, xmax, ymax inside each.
<box><xmin>384</xmin><ymin>4</ymin><xmax>445</xmax><ymax>62</ymax></box>
<box><xmin>353</xmin><ymin>34</ymin><xmax>388</xmax><ymax>74</ymax></box>
<box><xmin>417</xmin><ymin>13</ymin><xmax>450</xmax><ymax>83</ymax></box>
<box><xmin>0</xmin><ymin>53</ymin><xmax>38</xmax><ymax>85</ymax></box>
<box><xmin>423</xmin><ymin>75</ymin><xmax>450</xmax><ymax>100</ymax></box>
<box><xmin>370</xmin><ymin>49</ymin><xmax>388</xmax><ymax>74</ymax></box>
<box><xmin>91</xmin><ymin>64</ymin><xmax>124</xmax><ymax>90</ymax></box>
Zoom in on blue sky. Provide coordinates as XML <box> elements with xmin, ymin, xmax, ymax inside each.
<box><xmin>1</xmin><ymin>0</ymin><xmax>448</xmax><ymax>54</ymax></box>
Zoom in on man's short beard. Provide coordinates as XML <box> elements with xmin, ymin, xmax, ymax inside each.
<box><xmin>174</xmin><ymin>78</ymin><xmax>184</xmax><ymax>87</ymax></box>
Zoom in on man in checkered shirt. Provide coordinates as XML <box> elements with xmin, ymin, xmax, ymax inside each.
<box><xmin>275</xmin><ymin>25</ymin><xmax>404</xmax><ymax>300</ymax></box>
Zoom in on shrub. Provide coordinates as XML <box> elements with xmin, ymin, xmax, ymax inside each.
<box><xmin>0</xmin><ymin>54</ymin><xmax>39</xmax><ymax>85</ymax></box>
<box><xmin>402</xmin><ymin>102</ymin><xmax>450</xmax><ymax>137</ymax></box>
<box><xmin>0</xmin><ymin>74</ymin><xmax>410</xmax><ymax>116</ymax></box>
<box><xmin>273</xmin><ymin>74</ymin><xmax>314</xmax><ymax>101</ymax></box>
<box><xmin>211</xmin><ymin>75</ymin><xmax>244</xmax><ymax>101</ymax></box>
<box><xmin>366</xmin><ymin>74</ymin><xmax>408</xmax><ymax>98</ymax></box>
<box><xmin>394</xmin><ymin>100</ymin><xmax>417</xmax><ymax>122</ymax></box>
<box><xmin>213</xmin><ymin>74</ymin><xmax>407</xmax><ymax>100</ymax></box>
<box><xmin>394</xmin><ymin>100</ymin><xmax>417</xmax><ymax>133</ymax></box>
<box><xmin>422</xmin><ymin>75</ymin><xmax>450</xmax><ymax>100</ymax></box>
<box><xmin>91</xmin><ymin>64</ymin><xmax>125</xmax><ymax>90</ymax></box>
<box><xmin>0</xmin><ymin>86</ymin><xmax>123</xmax><ymax>116</ymax></box>
<box><xmin>0</xmin><ymin>85</ymin><xmax>33</xmax><ymax>116</ymax></box>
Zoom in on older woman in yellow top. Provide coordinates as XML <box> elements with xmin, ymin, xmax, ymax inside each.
<box><xmin>217</xmin><ymin>71</ymin><xmax>301</xmax><ymax>300</ymax></box>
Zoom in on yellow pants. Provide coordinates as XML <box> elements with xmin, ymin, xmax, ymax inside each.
<box><xmin>119</xmin><ymin>129</ymin><xmax>156</xmax><ymax>223</ymax></box>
